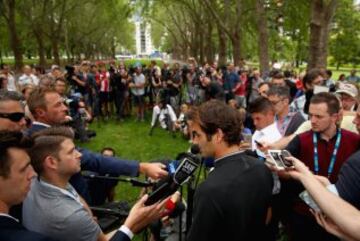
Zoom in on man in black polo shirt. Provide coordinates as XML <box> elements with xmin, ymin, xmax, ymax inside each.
<box><xmin>186</xmin><ymin>100</ymin><xmax>273</xmax><ymax>241</ymax></box>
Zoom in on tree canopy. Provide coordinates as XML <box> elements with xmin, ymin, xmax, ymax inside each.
<box><xmin>1</xmin><ymin>0</ymin><xmax>359</xmax><ymax>72</ymax></box>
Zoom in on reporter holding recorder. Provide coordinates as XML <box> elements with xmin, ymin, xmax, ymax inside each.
<box><xmin>22</xmin><ymin>127</ymin><xmax>168</xmax><ymax>241</ymax></box>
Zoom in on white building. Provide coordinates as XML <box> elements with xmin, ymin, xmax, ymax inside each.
<box><xmin>133</xmin><ymin>14</ymin><xmax>154</xmax><ymax>56</ymax></box>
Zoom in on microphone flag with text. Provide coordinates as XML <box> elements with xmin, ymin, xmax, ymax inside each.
<box><xmin>145</xmin><ymin>144</ymin><xmax>200</xmax><ymax>205</ymax></box>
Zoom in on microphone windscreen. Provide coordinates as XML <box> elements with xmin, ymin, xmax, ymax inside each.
<box><xmin>190</xmin><ymin>144</ymin><xmax>200</xmax><ymax>155</ymax></box>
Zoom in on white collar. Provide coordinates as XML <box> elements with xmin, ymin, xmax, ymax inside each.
<box><xmin>257</xmin><ymin>122</ymin><xmax>277</xmax><ymax>135</ymax></box>
<box><xmin>0</xmin><ymin>213</ymin><xmax>19</xmax><ymax>222</ymax></box>
<box><xmin>32</xmin><ymin>121</ymin><xmax>51</xmax><ymax>128</ymax></box>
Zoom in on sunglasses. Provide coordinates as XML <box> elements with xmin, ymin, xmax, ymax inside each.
<box><xmin>0</xmin><ymin>112</ymin><xmax>25</xmax><ymax>122</ymax></box>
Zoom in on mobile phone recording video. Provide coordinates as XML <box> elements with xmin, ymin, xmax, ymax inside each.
<box><xmin>267</xmin><ymin>150</ymin><xmax>294</xmax><ymax>169</ymax></box>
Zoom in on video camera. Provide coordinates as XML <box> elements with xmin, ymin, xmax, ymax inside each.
<box><xmin>65</xmin><ymin>65</ymin><xmax>77</xmax><ymax>86</ymax></box>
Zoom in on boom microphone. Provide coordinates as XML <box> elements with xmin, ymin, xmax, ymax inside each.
<box><xmin>82</xmin><ymin>172</ymin><xmax>153</xmax><ymax>187</ymax></box>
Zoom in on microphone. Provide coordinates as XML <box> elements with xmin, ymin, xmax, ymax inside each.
<box><xmin>82</xmin><ymin>172</ymin><xmax>153</xmax><ymax>187</ymax></box>
<box><xmin>144</xmin><ymin>145</ymin><xmax>200</xmax><ymax>205</ymax></box>
<box><xmin>166</xmin><ymin>144</ymin><xmax>200</xmax><ymax>175</ymax></box>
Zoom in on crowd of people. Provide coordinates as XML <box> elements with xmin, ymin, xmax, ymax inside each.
<box><xmin>1</xmin><ymin>58</ymin><xmax>360</xmax><ymax>241</ymax></box>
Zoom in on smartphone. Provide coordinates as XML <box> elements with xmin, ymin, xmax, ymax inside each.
<box><xmin>281</xmin><ymin>150</ymin><xmax>294</xmax><ymax>168</ymax></box>
<box><xmin>267</xmin><ymin>150</ymin><xmax>285</xmax><ymax>169</ymax></box>
<box><xmin>267</xmin><ymin>150</ymin><xmax>294</xmax><ymax>169</ymax></box>
<box><xmin>255</xmin><ymin>140</ymin><xmax>263</xmax><ymax>147</ymax></box>
<box><xmin>299</xmin><ymin>190</ymin><xmax>321</xmax><ymax>212</ymax></box>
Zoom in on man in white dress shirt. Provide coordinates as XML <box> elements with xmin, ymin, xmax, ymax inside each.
<box><xmin>18</xmin><ymin>65</ymin><xmax>39</xmax><ymax>87</ymax></box>
<box><xmin>249</xmin><ymin>97</ymin><xmax>282</xmax><ymax>158</ymax></box>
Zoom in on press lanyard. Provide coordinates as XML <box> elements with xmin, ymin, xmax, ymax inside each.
<box><xmin>313</xmin><ymin>130</ymin><xmax>341</xmax><ymax>178</ymax></box>
<box><xmin>275</xmin><ymin>114</ymin><xmax>292</xmax><ymax>135</ymax></box>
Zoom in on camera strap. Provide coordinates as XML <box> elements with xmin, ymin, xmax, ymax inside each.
<box><xmin>313</xmin><ymin>129</ymin><xmax>341</xmax><ymax>178</ymax></box>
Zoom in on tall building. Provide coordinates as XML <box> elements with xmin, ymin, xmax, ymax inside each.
<box><xmin>134</xmin><ymin>19</ymin><xmax>154</xmax><ymax>56</ymax></box>
<box><xmin>130</xmin><ymin>0</ymin><xmax>154</xmax><ymax>57</ymax></box>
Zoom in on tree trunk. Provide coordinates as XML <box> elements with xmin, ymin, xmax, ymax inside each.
<box><xmin>231</xmin><ymin>33</ymin><xmax>241</xmax><ymax>67</ymax></box>
<box><xmin>52</xmin><ymin>39</ymin><xmax>60</xmax><ymax>65</ymax></box>
<box><xmin>255</xmin><ymin>0</ymin><xmax>269</xmax><ymax>76</ymax></box>
<box><xmin>34</xmin><ymin>30</ymin><xmax>46</xmax><ymax>67</ymax></box>
<box><xmin>111</xmin><ymin>38</ymin><xmax>116</xmax><ymax>59</ymax></box>
<box><xmin>205</xmin><ymin>22</ymin><xmax>214</xmax><ymax>64</ymax></box>
<box><xmin>199</xmin><ymin>29</ymin><xmax>204</xmax><ymax>64</ymax></box>
<box><xmin>217</xmin><ymin>25</ymin><xmax>227</xmax><ymax>66</ymax></box>
<box><xmin>2</xmin><ymin>0</ymin><xmax>23</xmax><ymax>70</ymax></box>
<box><xmin>308</xmin><ymin>0</ymin><xmax>337</xmax><ymax>69</ymax></box>
<box><xmin>190</xmin><ymin>29</ymin><xmax>198</xmax><ymax>61</ymax></box>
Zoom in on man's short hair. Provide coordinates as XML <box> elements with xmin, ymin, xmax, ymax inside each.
<box><xmin>267</xmin><ymin>85</ymin><xmax>290</xmax><ymax>100</ymax></box>
<box><xmin>27</xmin><ymin>88</ymin><xmax>58</xmax><ymax>116</ymax></box>
<box><xmin>0</xmin><ymin>131</ymin><xmax>33</xmax><ymax>178</ymax></box>
<box><xmin>326</xmin><ymin>69</ymin><xmax>332</xmax><ymax>78</ymax></box>
<box><xmin>258</xmin><ymin>82</ymin><xmax>271</xmax><ymax>90</ymax></box>
<box><xmin>248</xmin><ymin>97</ymin><xmax>274</xmax><ymax>114</ymax></box>
<box><xmin>272</xmin><ymin>72</ymin><xmax>284</xmax><ymax>80</ymax></box>
<box><xmin>0</xmin><ymin>90</ymin><xmax>23</xmax><ymax>103</ymax></box>
<box><xmin>303</xmin><ymin>68</ymin><xmax>322</xmax><ymax>88</ymax></box>
<box><xmin>30</xmin><ymin>127</ymin><xmax>74</xmax><ymax>175</ymax></box>
<box><xmin>310</xmin><ymin>92</ymin><xmax>340</xmax><ymax>115</ymax></box>
<box><xmin>186</xmin><ymin>100</ymin><xmax>242</xmax><ymax>146</ymax></box>
<box><xmin>54</xmin><ymin>78</ymin><xmax>66</xmax><ymax>84</ymax></box>
<box><xmin>101</xmin><ymin>147</ymin><xmax>115</xmax><ymax>156</ymax></box>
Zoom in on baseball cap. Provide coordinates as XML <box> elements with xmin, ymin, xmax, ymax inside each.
<box><xmin>336</xmin><ymin>82</ymin><xmax>358</xmax><ymax>98</ymax></box>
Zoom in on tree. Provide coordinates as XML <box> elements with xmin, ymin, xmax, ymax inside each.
<box><xmin>255</xmin><ymin>0</ymin><xmax>269</xmax><ymax>75</ymax></box>
<box><xmin>0</xmin><ymin>0</ymin><xmax>23</xmax><ymax>70</ymax></box>
<box><xmin>203</xmin><ymin>0</ymin><xmax>244</xmax><ymax>66</ymax></box>
<box><xmin>329</xmin><ymin>0</ymin><xmax>360</xmax><ymax>68</ymax></box>
<box><xmin>308</xmin><ymin>0</ymin><xmax>337</xmax><ymax>69</ymax></box>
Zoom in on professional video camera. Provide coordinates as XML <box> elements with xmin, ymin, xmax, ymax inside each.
<box><xmin>65</xmin><ymin>65</ymin><xmax>76</xmax><ymax>86</ymax></box>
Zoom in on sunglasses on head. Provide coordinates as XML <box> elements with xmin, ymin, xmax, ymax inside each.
<box><xmin>0</xmin><ymin>112</ymin><xmax>25</xmax><ymax>122</ymax></box>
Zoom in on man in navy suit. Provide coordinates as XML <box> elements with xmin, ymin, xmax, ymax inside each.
<box><xmin>0</xmin><ymin>131</ymin><xmax>56</xmax><ymax>241</ymax></box>
<box><xmin>0</xmin><ymin>88</ymin><xmax>167</xmax><ymax>203</ymax></box>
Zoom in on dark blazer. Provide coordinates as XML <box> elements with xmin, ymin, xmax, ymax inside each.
<box><xmin>109</xmin><ymin>231</ymin><xmax>131</xmax><ymax>241</ymax></box>
<box><xmin>0</xmin><ymin>216</ymin><xmax>56</xmax><ymax>241</ymax></box>
<box><xmin>25</xmin><ymin>123</ymin><xmax>140</xmax><ymax>202</ymax></box>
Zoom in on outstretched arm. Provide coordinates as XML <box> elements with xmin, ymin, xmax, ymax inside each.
<box><xmin>286</xmin><ymin>157</ymin><xmax>360</xmax><ymax>241</ymax></box>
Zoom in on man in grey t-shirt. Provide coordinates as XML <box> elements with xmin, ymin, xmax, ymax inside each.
<box><xmin>129</xmin><ymin>66</ymin><xmax>146</xmax><ymax>121</ymax></box>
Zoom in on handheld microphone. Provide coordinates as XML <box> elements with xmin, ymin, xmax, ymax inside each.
<box><xmin>144</xmin><ymin>145</ymin><xmax>200</xmax><ymax>206</ymax></box>
<box><xmin>166</xmin><ymin>144</ymin><xmax>200</xmax><ymax>175</ymax></box>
